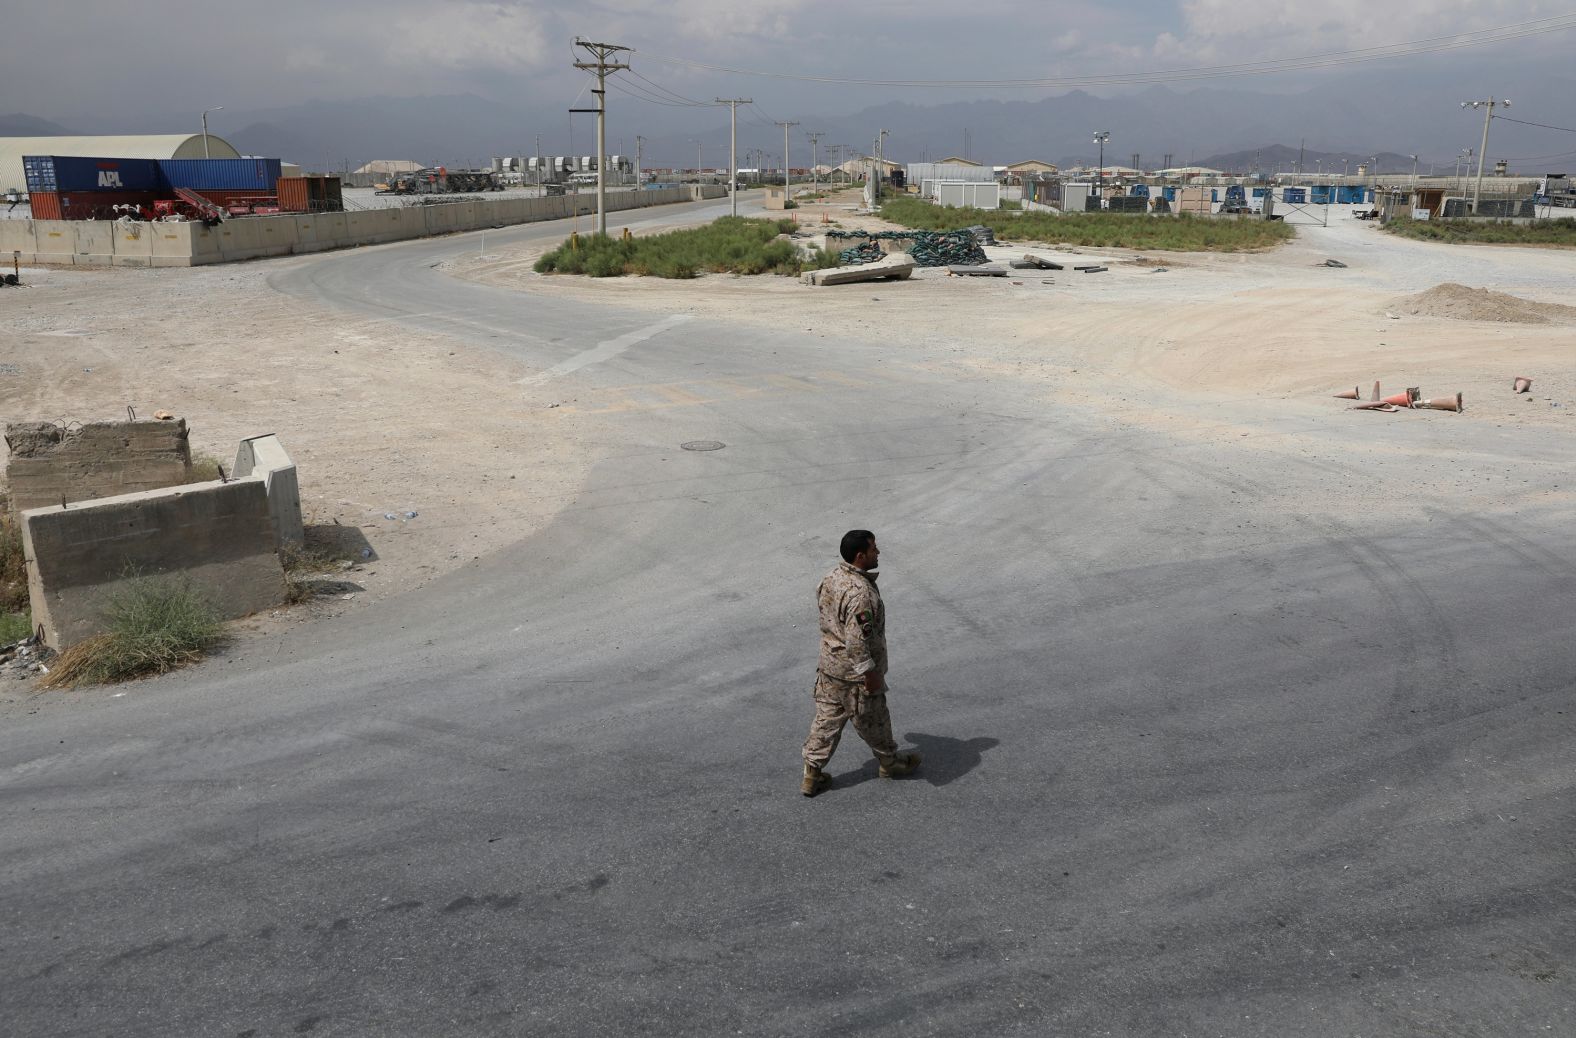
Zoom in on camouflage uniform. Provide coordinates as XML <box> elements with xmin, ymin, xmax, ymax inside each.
<box><xmin>804</xmin><ymin>561</ymin><xmax>899</xmax><ymax>769</ymax></box>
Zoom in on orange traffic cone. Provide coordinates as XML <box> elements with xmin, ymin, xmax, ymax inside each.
<box><xmin>1333</xmin><ymin>386</ymin><xmax>1361</xmax><ymax>400</ymax></box>
<box><xmin>1513</xmin><ymin>376</ymin><xmax>1533</xmax><ymax>393</ymax></box>
<box><xmin>1381</xmin><ymin>387</ymin><xmax>1420</xmax><ymax>407</ymax></box>
<box><xmin>1370</xmin><ymin>380</ymin><xmax>1382</xmax><ymax>402</ymax></box>
<box><xmin>1415</xmin><ymin>392</ymin><xmax>1463</xmax><ymax>412</ymax></box>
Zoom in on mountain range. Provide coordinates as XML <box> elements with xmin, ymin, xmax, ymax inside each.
<box><xmin>8</xmin><ymin>64</ymin><xmax>1573</xmax><ymax>176</ymax></box>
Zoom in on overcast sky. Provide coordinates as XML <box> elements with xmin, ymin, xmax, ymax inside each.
<box><xmin>4</xmin><ymin>0</ymin><xmax>1571</xmax><ymax>125</ymax></box>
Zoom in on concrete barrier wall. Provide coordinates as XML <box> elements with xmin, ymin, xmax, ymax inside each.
<box><xmin>5</xmin><ymin>185</ymin><xmax>731</xmax><ymax>267</ymax></box>
<box><xmin>232</xmin><ymin>434</ymin><xmax>303</xmax><ymax>548</ymax></box>
<box><xmin>21</xmin><ymin>477</ymin><xmax>286</xmax><ymax>648</ymax></box>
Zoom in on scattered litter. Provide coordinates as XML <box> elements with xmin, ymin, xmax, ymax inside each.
<box><xmin>1384</xmin><ymin>311</ymin><xmax>1400</xmax><ymax>320</ymax></box>
<box><xmin>82</xmin><ymin>368</ymin><xmax>92</xmax><ymax>373</ymax></box>
<box><xmin>1415</xmin><ymin>393</ymin><xmax>1464</xmax><ymax>412</ymax></box>
<box><xmin>1015</xmin><ymin>254</ymin><xmax>1063</xmax><ymax>270</ymax></box>
<box><xmin>360</xmin><ymin>547</ymin><xmax>373</xmax><ymax>559</ymax></box>
<box><xmin>384</xmin><ymin>512</ymin><xmax>397</xmax><ymax>520</ymax></box>
<box><xmin>1323</xmin><ymin>259</ymin><xmax>1348</xmax><ymax>268</ymax></box>
<box><xmin>405</xmin><ymin>511</ymin><xmax>418</xmax><ymax>519</ymax></box>
<box><xmin>0</xmin><ymin>363</ymin><xmax>19</xmax><ymax>375</ymax></box>
<box><xmin>1011</xmin><ymin>281</ymin><xmax>1023</xmax><ymax>286</ymax></box>
<box><xmin>1151</xmin><ymin>267</ymin><xmax>1168</xmax><ymax>273</ymax></box>
<box><xmin>1350</xmin><ymin>402</ymin><xmax>1400</xmax><ymax>412</ymax></box>
<box><xmin>1513</xmin><ymin>376</ymin><xmax>1534</xmax><ymax>393</ymax></box>
<box><xmin>153</xmin><ymin>410</ymin><xmax>174</xmax><ymax>420</ymax></box>
<box><xmin>1077</xmin><ymin>265</ymin><xmax>1108</xmax><ymax>274</ymax></box>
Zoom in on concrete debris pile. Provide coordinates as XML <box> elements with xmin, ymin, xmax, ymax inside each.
<box><xmin>0</xmin><ymin>633</ymin><xmax>53</xmax><ymax>681</ymax></box>
<box><xmin>826</xmin><ymin>229</ymin><xmax>988</xmax><ymax>267</ymax></box>
<box><xmin>4</xmin><ymin>419</ymin><xmax>192</xmax><ymax>513</ymax></box>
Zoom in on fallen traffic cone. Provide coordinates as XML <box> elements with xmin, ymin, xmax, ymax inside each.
<box><xmin>1350</xmin><ymin>401</ymin><xmax>1401</xmax><ymax>411</ymax></box>
<box><xmin>1333</xmin><ymin>386</ymin><xmax>1361</xmax><ymax>399</ymax></box>
<box><xmin>1381</xmin><ymin>387</ymin><xmax>1420</xmax><ymax>407</ymax></box>
<box><xmin>1415</xmin><ymin>392</ymin><xmax>1464</xmax><ymax>412</ymax></box>
<box><xmin>1513</xmin><ymin>376</ymin><xmax>1533</xmax><ymax>393</ymax></box>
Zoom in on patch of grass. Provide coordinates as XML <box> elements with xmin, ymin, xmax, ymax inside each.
<box><xmin>535</xmin><ymin>216</ymin><xmax>812</xmax><ymax>278</ymax></box>
<box><xmin>0</xmin><ymin>610</ymin><xmax>31</xmax><ymax>644</ymax></box>
<box><xmin>0</xmin><ymin>510</ymin><xmax>27</xmax><ymax>615</ymax></box>
<box><xmin>188</xmin><ymin>453</ymin><xmax>224</xmax><ymax>483</ymax></box>
<box><xmin>40</xmin><ymin>575</ymin><xmax>224</xmax><ymax>689</ymax></box>
<box><xmin>999</xmin><ymin>199</ymin><xmax>1023</xmax><ymax>211</ymax></box>
<box><xmin>1384</xmin><ymin>215</ymin><xmax>1576</xmax><ymax>246</ymax></box>
<box><xmin>877</xmin><ymin>195</ymin><xmax>1295</xmax><ymax>251</ymax></box>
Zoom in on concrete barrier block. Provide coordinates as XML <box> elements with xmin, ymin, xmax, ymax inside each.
<box><xmin>111</xmin><ymin>221</ymin><xmax>154</xmax><ymax>266</ymax></box>
<box><xmin>32</xmin><ymin>221</ymin><xmax>75</xmax><ymax>264</ymax></box>
<box><xmin>252</xmin><ymin>217</ymin><xmax>296</xmax><ymax>256</ymax></box>
<box><xmin>0</xmin><ymin>219</ymin><xmax>38</xmax><ymax>260</ymax></box>
<box><xmin>293</xmin><ymin>216</ymin><xmax>318</xmax><ymax>249</ymax></box>
<box><xmin>232</xmin><ymin>434</ymin><xmax>303</xmax><ymax>547</ymax></box>
<box><xmin>21</xmin><ymin>477</ymin><xmax>286</xmax><ymax>648</ymax></box>
<box><xmin>72</xmin><ymin>222</ymin><xmax>116</xmax><ymax>264</ymax></box>
<box><xmin>140</xmin><ymin>222</ymin><xmax>194</xmax><ymax>266</ymax></box>
<box><xmin>187</xmin><ymin>224</ymin><xmax>225</xmax><ymax>266</ymax></box>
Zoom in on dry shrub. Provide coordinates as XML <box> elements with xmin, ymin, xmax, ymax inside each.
<box><xmin>41</xmin><ymin>575</ymin><xmax>223</xmax><ymax>689</ymax></box>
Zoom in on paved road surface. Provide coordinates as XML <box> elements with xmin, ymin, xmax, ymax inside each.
<box><xmin>3</xmin><ymin>199</ymin><xmax>1573</xmax><ymax>1036</ymax></box>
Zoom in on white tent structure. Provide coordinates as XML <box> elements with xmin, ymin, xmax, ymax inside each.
<box><xmin>0</xmin><ymin>134</ymin><xmax>242</xmax><ymax>194</ymax></box>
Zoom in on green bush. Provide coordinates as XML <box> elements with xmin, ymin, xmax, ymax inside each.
<box><xmin>41</xmin><ymin>575</ymin><xmax>224</xmax><ymax>688</ymax></box>
<box><xmin>536</xmin><ymin>217</ymin><xmax>815</xmax><ymax>278</ymax></box>
<box><xmin>1384</xmin><ymin>215</ymin><xmax>1576</xmax><ymax>246</ymax></box>
<box><xmin>877</xmin><ymin>195</ymin><xmax>1295</xmax><ymax>251</ymax></box>
<box><xmin>0</xmin><ymin>511</ymin><xmax>25</xmax><ymax>615</ymax></box>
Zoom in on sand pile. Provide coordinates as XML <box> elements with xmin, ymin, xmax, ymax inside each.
<box><xmin>1390</xmin><ymin>283</ymin><xmax>1576</xmax><ymax>324</ymax></box>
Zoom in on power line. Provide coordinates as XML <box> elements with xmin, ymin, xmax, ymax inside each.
<box><xmin>622</xmin><ymin>67</ymin><xmax>714</xmax><ymax>107</ymax></box>
<box><xmin>635</xmin><ymin>14</ymin><xmax>1576</xmax><ymax>89</ymax></box>
<box><xmin>606</xmin><ymin>75</ymin><xmax>710</xmax><ymax>108</ymax></box>
<box><xmin>1497</xmin><ymin>114</ymin><xmax>1576</xmax><ymax>134</ymax></box>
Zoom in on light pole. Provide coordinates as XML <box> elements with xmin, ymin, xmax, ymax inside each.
<box><xmin>1409</xmin><ymin>154</ymin><xmax>1418</xmax><ymax>189</ymax></box>
<box><xmin>1092</xmin><ymin>130</ymin><xmax>1110</xmax><ymax>204</ymax></box>
<box><xmin>201</xmin><ymin>106</ymin><xmax>224</xmax><ymax>159</ymax></box>
<box><xmin>1461</xmin><ymin>97</ymin><xmax>1509</xmax><ymax>214</ymax></box>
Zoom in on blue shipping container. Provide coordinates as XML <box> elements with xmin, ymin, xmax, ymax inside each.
<box><xmin>1131</xmin><ymin>184</ymin><xmax>1149</xmax><ymax>197</ymax></box>
<box><xmin>22</xmin><ymin>155</ymin><xmax>162</xmax><ymax>193</ymax></box>
<box><xmin>1311</xmin><ymin>186</ymin><xmax>1332</xmax><ymax>204</ymax></box>
<box><xmin>1284</xmin><ymin>187</ymin><xmax>1307</xmax><ymax>203</ymax></box>
<box><xmin>158</xmin><ymin>158</ymin><xmax>283</xmax><ymax>191</ymax></box>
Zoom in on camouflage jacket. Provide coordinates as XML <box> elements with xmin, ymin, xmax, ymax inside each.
<box><xmin>817</xmin><ymin>562</ymin><xmax>887</xmax><ymax>682</ymax></box>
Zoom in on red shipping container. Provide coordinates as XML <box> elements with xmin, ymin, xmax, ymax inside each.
<box><xmin>28</xmin><ymin>191</ymin><xmax>62</xmax><ymax>220</ymax></box>
<box><xmin>30</xmin><ymin>190</ymin><xmax>156</xmax><ymax>220</ymax></box>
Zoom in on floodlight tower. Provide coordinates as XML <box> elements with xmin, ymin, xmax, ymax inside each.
<box><xmin>1460</xmin><ymin>97</ymin><xmax>1508</xmax><ymax>214</ymax></box>
<box><xmin>1092</xmin><ymin>130</ymin><xmax>1110</xmax><ymax>201</ymax></box>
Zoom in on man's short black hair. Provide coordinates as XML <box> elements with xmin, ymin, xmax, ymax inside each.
<box><xmin>840</xmin><ymin>529</ymin><xmax>875</xmax><ymax>563</ymax></box>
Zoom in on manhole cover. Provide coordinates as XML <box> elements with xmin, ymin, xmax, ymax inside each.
<box><xmin>680</xmin><ymin>440</ymin><xmax>726</xmax><ymax>452</ymax></box>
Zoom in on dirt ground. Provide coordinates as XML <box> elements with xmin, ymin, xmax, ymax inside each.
<box><xmin>3</xmin><ymin>189</ymin><xmax>1571</xmax><ymax>641</ymax></box>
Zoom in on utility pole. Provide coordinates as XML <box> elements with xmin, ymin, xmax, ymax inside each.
<box><xmin>716</xmin><ymin>99</ymin><xmax>752</xmax><ymax>217</ymax></box>
<box><xmin>572</xmin><ymin>38</ymin><xmax>629</xmax><ymax>235</ymax></box>
<box><xmin>635</xmin><ymin>135</ymin><xmax>645</xmax><ymax>186</ymax></box>
<box><xmin>776</xmin><ymin>120</ymin><xmax>799</xmax><ymax>196</ymax></box>
<box><xmin>807</xmin><ymin>131</ymin><xmax>824</xmax><ymax>195</ymax></box>
<box><xmin>873</xmin><ymin>129</ymin><xmax>890</xmax><ymax>202</ymax></box>
<box><xmin>1461</xmin><ymin>97</ymin><xmax>1509</xmax><ymax>214</ymax></box>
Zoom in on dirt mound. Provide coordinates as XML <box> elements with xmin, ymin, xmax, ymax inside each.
<box><xmin>1390</xmin><ymin>283</ymin><xmax>1576</xmax><ymax>324</ymax></box>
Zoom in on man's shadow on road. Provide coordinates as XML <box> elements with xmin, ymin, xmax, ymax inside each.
<box><xmin>837</xmin><ymin>732</ymin><xmax>998</xmax><ymax>790</ymax></box>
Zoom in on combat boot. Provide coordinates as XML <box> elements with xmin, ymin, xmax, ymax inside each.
<box><xmin>879</xmin><ymin>752</ymin><xmax>921</xmax><ymax>779</ymax></box>
<box><xmin>801</xmin><ymin>763</ymin><xmax>832</xmax><ymax>797</ymax></box>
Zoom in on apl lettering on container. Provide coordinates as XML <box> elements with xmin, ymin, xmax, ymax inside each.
<box><xmin>22</xmin><ymin>156</ymin><xmax>163</xmax><ymax>194</ymax></box>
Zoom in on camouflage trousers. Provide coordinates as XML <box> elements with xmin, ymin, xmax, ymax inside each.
<box><xmin>803</xmin><ymin>671</ymin><xmax>898</xmax><ymax>769</ymax></box>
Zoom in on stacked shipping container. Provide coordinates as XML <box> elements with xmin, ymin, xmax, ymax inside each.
<box><xmin>24</xmin><ymin>156</ymin><xmax>295</xmax><ymax>220</ymax></box>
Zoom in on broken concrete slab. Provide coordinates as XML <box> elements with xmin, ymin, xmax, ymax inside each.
<box><xmin>5</xmin><ymin>419</ymin><xmax>192</xmax><ymax>512</ymax></box>
<box><xmin>1013</xmin><ymin>254</ymin><xmax>1064</xmax><ymax>270</ymax></box>
<box><xmin>803</xmin><ymin>253</ymin><xmax>915</xmax><ymax>286</ymax></box>
<box><xmin>1076</xmin><ymin>265</ymin><xmax>1109</xmax><ymax>273</ymax></box>
<box><xmin>947</xmin><ymin>265</ymin><xmax>1008</xmax><ymax>277</ymax></box>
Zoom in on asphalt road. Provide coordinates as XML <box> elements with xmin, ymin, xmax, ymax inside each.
<box><xmin>2</xmin><ymin>198</ymin><xmax>1573</xmax><ymax>1037</ymax></box>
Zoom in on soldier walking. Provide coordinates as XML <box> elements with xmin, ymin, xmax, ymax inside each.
<box><xmin>802</xmin><ymin>530</ymin><xmax>921</xmax><ymax>796</ymax></box>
